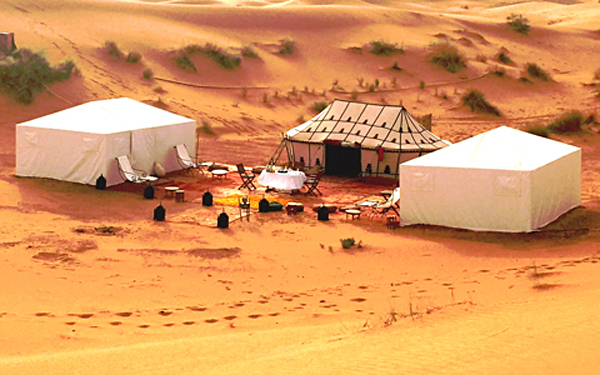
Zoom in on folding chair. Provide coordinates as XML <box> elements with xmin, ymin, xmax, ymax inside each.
<box><xmin>303</xmin><ymin>170</ymin><xmax>324</xmax><ymax>196</ymax></box>
<box><xmin>116</xmin><ymin>155</ymin><xmax>158</xmax><ymax>184</ymax></box>
<box><xmin>369</xmin><ymin>187</ymin><xmax>400</xmax><ymax>218</ymax></box>
<box><xmin>174</xmin><ymin>144</ymin><xmax>200</xmax><ymax>175</ymax></box>
<box><xmin>236</xmin><ymin>163</ymin><xmax>257</xmax><ymax>190</ymax></box>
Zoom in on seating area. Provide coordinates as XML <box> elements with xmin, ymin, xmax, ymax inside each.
<box><xmin>113</xmin><ymin>146</ymin><xmax>401</xmax><ymax>228</ymax></box>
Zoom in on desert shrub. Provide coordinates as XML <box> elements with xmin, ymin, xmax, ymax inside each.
<box><xmin>547</xmin><ymin>110</ymin><xmax>584</xmax><ymax>133</ymax></box>
<box><xmin>476</xmin><ymin>54</ymin><xmax>487</xmax><ymax>63</ymax></box>
<box><xmin>461</xmin><ymin>90</ymin><xmax>501</xmax><ymax>116</ymax></box>
<box><xmin>526</xmin><ymin>125</ymin><xmax>551</xmax><ymax>138</ymax></box>
<box><xmin>507</xmin><ymin>13</ymin><xmax>530</xmax><ymax>35</ymax></box>
<box><xmin>241</xmin><ymin>45</ymin><xmax>259</xmax><ymax>59</ymax></box>
<box><xmin>497</xmin><ymin>52</ymin><xmax>512</xmax><ymax>65</ymax></box>
<box><xmin>175</xmin><ymin>54</ymin><xmax>196</xmax><ymax>72</ymax></box>
<box><xmin>177</xmin><ymin>43</ymin><xmax>241</xmax><ymax>70</ymax></box>
<box><xmin>279</xmin><ymin>38</ymin><xmax>296</xmax><ymax>55</ymax></box>
<box><xmin>312</xmin><ymin>100</ymin><xmax>328</xmax><ymax>113</ymax></box>
<box><xmin>526</xmin><ymin>63</ymin><xmax>549</xmax><ymax>81</ymax></box>
<box><xmin>199</xmin><ymin>118</ymin><xmax>216</xmax><ymax>136</ymax></box>
<box><xmin>390</xmin><ymin>61</ymin><xmax>403</xmax><ymax>71</ymax></box>
<box><xmin>0</xmin><ymin>49</ymin><xmax>76</xmax><ymax>104</ymax></box>
<box><xmin>490</xmin><ymin>66</ymin><xmax>507</xmax><ymax>77</ymax></box>
<box><xmin>199</xmin><ymin>43</ymin><xmax>241</xmax><ymax>70</ymax></box>
<box><xmin>125</xmin><ymin>51</ymin><xmax>142</xmax><ymax>64</ymax></box>
<box><xmin>142</xmin><ymin>68</ymin><xmax>153</xmax><ymax>80</ymax></box>
<box><xmin>104</xmin><ymin>40</ymin><xmax>123</xmax><ymax>59</ymax></box>
<box><xmin>420</xmin><ymin>80</ymin><xmax>425</xmax><ymax>89</ymax></box>
<box><xmin>429</xmin><ymin>43</ymin><xmax>466</xmax><ymax>73</ymax></box>
<box><xmin>340</xmin><ymin>238</ymin><xmax>355</xmax><ymax>249</ymax></box>
<box><xmin>369</xmin><ymin>40</ymin><xmax>404</xmax><ymax>56</ymax></box>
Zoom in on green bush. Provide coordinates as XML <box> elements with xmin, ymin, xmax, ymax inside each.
<box><xmin>490</xmin><ymin>66</ymin><xmax>507</xmax><ymax>78</ymax></box>
<box><xmin>279</xmin><ymin>38</ymin><xmax>295</xmax><ymax>55</ymax></box>
<box><xmin>241</xmin><ymin>45</ymin><xmax>259</xmax><ymax>59</ymax></box>
<box><xmin>340</xmin><ymin>238</ymin><xmax>356</xmax><ymax>249</ymax></box>
<box><xmin>0</xmin><ymin>49</ymin><xmax>76</xmax><ymax>104</ymax></box>
<box><xmin>526</xmin><ymin>63</ymin><xmax>549</xmax><ymax>81</ymax></box>
<box><xmin>312</xmin><ymin>101</ymin><xmax>328</xmax><ymax>113</ymax></box>
<box><xmin>104</xmin><ymin>41</ymin><xmax>123</xmax><ymax>59</ymax></box>
<box><xmin>125</xmin><ymin>51</ymin><xmax>142</xmax><ymax>64</ymax></box>
<box><xmin>142</xmin><ymin>68</ymin><xmax>153</xmax><ymax>80</ymax></box>
<box><xmin>497</xmin><ymin>52</ymin><xmax>512</xmax><ymax>65</ymax></box>
<box><xmin>526</xmin><ymin>125</ymin><xmax>551</xmax><ymax>138</ymax></box>
<box><xmin>200</xmin><ymin>43</ymin><xmax>241</xmax><ymax>70</ymax></box>
<box><xmin>507</xmin><ymin>13</ymin><xmax>530</xmax><ymax>35</ymax></box>
<box><xmin>369</xmin><ymin>40</ymin><xmax>404</xmax><ymax>56</ymax></box>
<box><xmin>430</xmin><ymin>43</ymin><xmax>466</xmax><ymax>73</ymax></box>
<box><xmin>548</xmin><ymin>110</ymin><xmax>583</xmax><ymax>133</ymax></box>
<box><xmin>461</xmin><ymin>90</ymin><xmax>501</xmax><ymax>116</ymax></box>
<box><xmin>174</xmin><ymin>54</ymin><xmax>196</xmax><ymax>72</ymax></box>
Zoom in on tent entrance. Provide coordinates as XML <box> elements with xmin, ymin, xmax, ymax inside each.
<box><xmin>325</xmin><ymin>143</ymin><xmax>362</xmax><ymax>177</ymax></box>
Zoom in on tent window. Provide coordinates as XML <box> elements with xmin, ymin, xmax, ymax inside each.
<box><xmin>330</xmin><ymin>116</ymin><xmax>334</xmax><ymax>120</ymax></box>
<box><xmin>420</xmin><ymin>140</ymin><xmax>425</xmax><ymax>144</ymax></box>
<box><xmin>405</xmin><ymin>140</ymin><xmax>410</xmax><ymax>144</ymax></box>
<box><xmin>363</xmin><ymin>120</ymin><xmax>368</xmax><ymax>124</ymax></box>
<box><xmin>323</xmin><ymin>127</ymin><xmax>327</xmax><ymax>131</ymax></box>
<box><xmin>373</xmin><ymin>134</ymin><xmax>379</xmax><ymax>139</ymax></box>
<box><xmin>356</xmin><ymin>130</ymin><xmax>361</xmax><ymax>136</ymax></box>
<box><xmin>307</xmin><ymin>128</ymin><xmax>311</xmax><ymax>132</ymax></box>
<box><xmin>391</xmin><ymin>138</ymin><xmax>396</xmax><ymax>143</ymax></box>
<box><xmin>340</xmin><ymin>128</ymin><xmax>345</xmax><ymax>133</ymax></box>
<box><xmin>347</xmin><ymin>117</ymin><xmax>352</xmax><ymax>121</ymax></box>
<box><xmin>382</xmin><ymin>122</ymin><xmax>387</xmax><ymax>128</ymax></box>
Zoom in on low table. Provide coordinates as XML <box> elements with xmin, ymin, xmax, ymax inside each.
<box><xmin>211</xmin><ymin>169</ymin><xmax>228</xmax><ymax>179</ymax></box>
<box><xmin>345</xmin><ymin>209</ymin><xmax>361</xmax><ymax>220</ymax></box>
<box><xmin>165</xmin><ymin>186</ymin><xmax>179</xmax><ymax>198</ymax></box>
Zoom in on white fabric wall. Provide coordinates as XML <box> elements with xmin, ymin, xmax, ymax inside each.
<box><xmin>529</xmin><ymin>150</ymin><xmax>581</xmax><ymax>229</ymax></box>
<box><xmin>16</xmin><ymin>103</ymin><xmax>196</xmax><ymax>187</ymax></box>
<box><xmin>400</xmin><ymin>166</ymin><xmax>533</xmax><ymax>232</ymax></box>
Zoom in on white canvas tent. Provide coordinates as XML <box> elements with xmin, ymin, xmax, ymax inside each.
<box><xmin>16</xmin><ymin>98</ymin><xmax>196</xmax><ymax>187</ymax></box>
<box><xmin>400</xmin><ymin>126</ymin><xmax>581</xmax><ymax>232</ymax></box>
<box><xmin>284</xmin><ymin>100</ymin><xmax>449</xmax><ymax>179</ymax></box>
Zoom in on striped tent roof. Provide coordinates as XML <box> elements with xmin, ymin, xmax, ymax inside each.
<box><xmin>286</xmin><ymin>100</ymin><xmax>449</xmax><ymax>153</ymax></box>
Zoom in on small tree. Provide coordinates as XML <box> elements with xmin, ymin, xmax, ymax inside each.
<box><xmin>507</xmin><ymin>13</ymin><xmax>530</xmax><ymax>35</ymax></box>
<box><xmin>461</xmin><ymin>90</ymin><xmax>501</xmax><ymax>117</ymax></box>
<box><xmin>430</xmin><ymin>43</ymin><xmax>466</xmax><ymax>73</ymax></box>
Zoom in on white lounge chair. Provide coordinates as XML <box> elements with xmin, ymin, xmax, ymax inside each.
<box><xmin>368</xmin><ymin>187</ymin><xmax>400</xmax><ymax>218</ymax></box>
<box><xmin>116</xmin><ymin>155</ymin><xmax>158</xmax><ymax>184</ymax></box>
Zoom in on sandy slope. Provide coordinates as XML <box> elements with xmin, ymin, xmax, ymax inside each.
<box><xmin>1</xmin><ymin>0</ymin><xmax>600</xmax><ymax>373</ymax></box>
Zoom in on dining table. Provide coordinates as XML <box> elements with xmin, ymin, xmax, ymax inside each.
<box><xmin>257</xmin><ymin>169</ymin><xmax>307</xmax><ymax>193</ymax></box>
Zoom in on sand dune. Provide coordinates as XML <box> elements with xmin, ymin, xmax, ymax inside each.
<box><xmin>1</xmin><ymin>0</ymin><xmax>600</xmax><ymax>373</ymax></box>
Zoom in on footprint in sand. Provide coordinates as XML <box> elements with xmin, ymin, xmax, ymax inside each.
<box><xmin>159</xmin><ymin>310</ymin><xmax>173</xmax><ymax>316</ymax></box>
<box><xmin>268</xmin><ymin>312</ymin><xmax>280</xmax><ymax>317</ymax></box>
<box><xmin>69</xmin><ymin>313</ymin><xmax>94</xmax><ymax>319</ymax></box>
<box><xmin>187</xmin><ymin>306</ymin><xmax>207</xmax><ymax>312</ymax></box>
<box><xmin>223</xmin><ymin>315</ymin><xmax>237</xmax><ymax>321</ymax></box>
<box><xmin>110</xmin><ymin>321</ymin><xmax>122</xmax><ymax>326</ymax></box>
<box><xmin>164</xmin><ymin>323</ymin><xmax>175</xmax><ymax>327</ymax></box>
<box><xmin>35</xmin><ymin>312</ymin><xmax>52</xmax><ymax>317</ymax></box>
<box><xmin>182</xmin><ymin>321</ymin><xmax>195</xmax><ymax>325</ymax></box>
<box><xmin>204</xmin><ymin>318</ymin><xmax>219</xmax><ymax>324</ymax></box>
<box><xmin>350</xmin><ymin>297</ymin><xmax>367</xmax><ymax>303</ymax></box>
<box><xmin>138</xmin><ymin>324</ymin><xmax>150</xmax><ymax>329</ymax></box>
<box><xmin>257</xmin><ymin>300</ymin><xmax>269</xmax><ymax>304</ymax></box>
<box><xmin>248</xmin><ymin>314</ymin><xmax>262</xmax><ymax>319</ymax></box>
<box><xmin>65</xmin><ymin>321</ymin><xmax>76</xmax><ymax>325</ymax></box>
<box><xmin>115</xmin><ymin>312</ymin><xmax>132</xmax><ymax>318</ymax></box>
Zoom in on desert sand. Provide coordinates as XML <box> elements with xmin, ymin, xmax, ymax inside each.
<box><xmin>1</xmin><ymin>0</ymin><xmax>600</xmax><ymax>373</ymax></box>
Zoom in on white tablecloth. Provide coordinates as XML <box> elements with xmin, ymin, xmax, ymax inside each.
<box><xmin>257</xmin><ymin>170</ymin><xmax>307</xmax><ymax>190</ymax></box>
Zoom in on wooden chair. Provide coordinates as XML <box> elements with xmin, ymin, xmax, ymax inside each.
<box><xmin>303</xmin><ymin>170</ymin><xmax>324</xmax><ymax>196</ymax></box>
<box><xmin>116</xmin><ymin>155</ymin><xmax>158</xmax><ymax>184</ymax></box>
<box><xmin>239</xmin><ymin>195</ymin><xmax>251</xmax><ymax>221</ymax></box>
<box><xmin>236</xmin><ymin>163</ymin><xmax>257</xmax><ymax>190</ymax></box>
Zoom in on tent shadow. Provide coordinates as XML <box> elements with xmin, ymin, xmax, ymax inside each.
<box><xmin>398</xmin><ymin>206</ymin><xmax>600</xmax><ymax>253</ymax></box>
